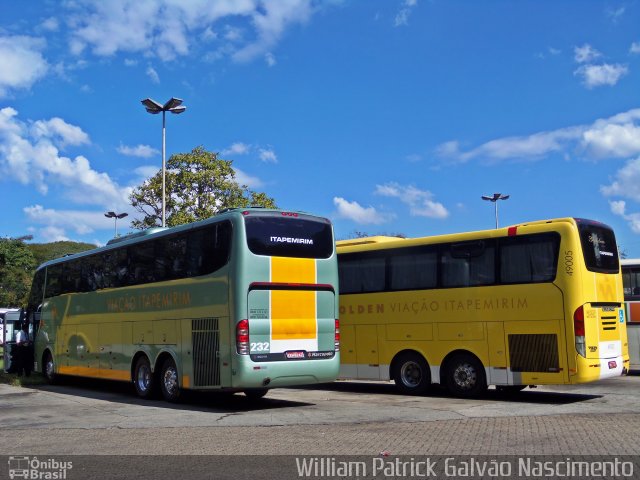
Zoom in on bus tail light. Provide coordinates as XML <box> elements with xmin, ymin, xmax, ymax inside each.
<box><xmin>237</xmin><ymin>319</ymin><xmax>250</xmax><ymax>355</ymax></box>
<box><xmin>574</xmin><ymin>306</ymin><xmax>586</xmax><ymax>357</ymax></box>
<box><xmin>335</xmin><ymin>319</ymin><xmax>340</xmax><ymax>351</ymax></box>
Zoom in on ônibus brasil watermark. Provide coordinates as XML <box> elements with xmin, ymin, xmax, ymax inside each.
<box><xmin>8</xmin><ymin>456</ymin><xmax>72</xmax><ymax>480</ymax></box>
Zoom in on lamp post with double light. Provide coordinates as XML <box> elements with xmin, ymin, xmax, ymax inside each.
<box><xmin>481</xmin><ymin>193</ymin><xmax>509</xmax><ymax>229</ymax></box>
<box><xmin>140</xmin><ymin>97</ymin><xmax>187</xmax><ymax>227</ymax></box>
<box><xmin>104</xmin><ymin>211</ymin><xmax>128</xmax><ymax>237</ymax></box>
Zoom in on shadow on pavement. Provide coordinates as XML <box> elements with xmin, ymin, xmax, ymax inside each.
<box><xmin>25</xmin><ymin>375</ymin><xmax>314</xmax><ymax>413</ymax></box>
<box><xmin>303</xmin><ymin>380</ymin><xmax>602</xmax><ymax>404</ymax></box>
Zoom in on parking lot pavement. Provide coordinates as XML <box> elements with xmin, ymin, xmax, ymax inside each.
<box><xmin>0</xmin><ymin>374</ymin><xmax>638</xmax><ymax>455</ymax></box>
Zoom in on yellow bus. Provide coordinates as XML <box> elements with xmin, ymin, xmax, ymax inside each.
<box><xmin>336</xmin><ymin>218</ymin><xmax>629</xmax><ymax>396</ymax></box>
<box><xmin>26</xmin><ymin>208</ymin><xmax>340</xmax><ymax>402</ymax></box>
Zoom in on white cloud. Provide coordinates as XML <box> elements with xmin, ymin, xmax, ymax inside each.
<box><xmin>234</xmin><ymin>167</ymin><xmax>264</xmax><ymax>188</ymax></box>
<box><xmin>574</xmin><ymin>63</ymin><xmax>628</xmax><ymax>88</ymax></box>
<box><xmin>583</xmin><ymin>123</ymin><xmax>640</xmax><ymax>158</ymax></box>
<box><xmin>0</xmin><ymin>35</ymin><xmax>49</xmax><ymax>97</ymax></box>
<box><xmin>232</xmin><ymin>1</ymin><xmax>314</xmax><ymax>63</ymax></box>
<box><xmin>134</xmin><ymin>165</ymin><xmax>160</xmax><ymax>179</ymax></box>
<box><xmin>606</xmin><ymin>6</ymin><xmax>625</xmax><ymax>22</ymax></box>
<box><xmin>146</xmin><ymin>66</ymin><xmax>160</xmax><ymax>84</ymax></box>
<box><xmin>0</xmin><ymin>107</ymin><xmax>129</xmax><ymax>207</ymax></box>
<box><xmin>24</xmin><ymin>205</ymin><xmax>126</xmax><ymax>237</ymax></box>
<box><xmin>65</xmin><ymin>0</ymin><xmax>315</xmax><ymax>64</ymax></box>
<box><xmin>117</xmin><ymin>143</ymin><xmax>159</xmax><ymax>158</ymax></box>
<box><xmin>601</xmin><ymin>157</ymin><xmax>640</xmax><ymax>202</ymax></box>
<box><xmin>574</xmin><ymin>44</ymin><xmax>602</xmax><ymax>63</ymax></box>
<box><xmin>265</xmin><ymin>52</ymin><xmax>277</xmax><ymax>67</ymax></box>
<box><xmin>375</xmin><ymin>182</ymin><xmax>449</xmax><ymax>219</ymax></box>
<box><xmin>40</xmin><ymin>17</ymin><xmax>60</xmax><ymax>32</ymax></box>
<box><xmin>608</xmin><ymin>199</ymin><xmax>640</xmax><ymax>234</ymax></box>
<box><xmin>221</xmin><ymin>142</ymin><xmax>251</xmax><ymax>156</ymax></box>
<box><xmin>31</xmin><ymin>117</ymin><xmax>91</xmax><ymax>148</ymax></box>
<box><xmin>333</xmin><ymin>197</ymin><xmax>392</xmax><ymax>225</ymax></box>
<box><xmin>437</xmin><ymin>108</ymin><xmax>640</xmax><ymax>164</ymax></box>
<box><xmin>610</xmin><ymin>200</ymin><xmax>626</xmax><ymax>217</ymax></box>
<box><xmin>631</xmin><ymin>42</ymin><xmax>640</xmax><ymax>54</ymax></box>
<box><xmin>259</xmin><ymin>148</ymin><xmax>278</xmax><ymax>163</ymax></box>
<box><xmin>394</xmin><ymin>0</ymin><xmax>417</xmax><ymax>27</ymax></box>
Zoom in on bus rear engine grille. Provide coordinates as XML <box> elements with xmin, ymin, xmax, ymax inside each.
<box><xmin>508</xmin><ymin>334</ymin><xmax>560</xmax><ymax>373</ymax></box>
<box><xmin>192</xmin><ymin>317</ymin><xmax>221</xmax><ymax>387</ymax></box>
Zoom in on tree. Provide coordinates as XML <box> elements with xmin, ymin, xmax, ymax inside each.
<box><xmin>129</xmin><ymin>146</ymin><xmax>277</xmax><ymax>229</ymax></box>
<box><xmin>0</xmin><ymin>237</ymin><xmax>37</xmax><ymax>306</ymax></box>
<box><xmin>28</xmin><ymin>241</ymin><xmax>96</xmax><ymax>266</ymax></box>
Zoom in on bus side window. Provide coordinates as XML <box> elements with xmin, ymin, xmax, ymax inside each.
<box><xmin>442</xmin><ymin>240</ymin><xmax>495</xmax><ymax>287</ymax></box>
<box><xmin>338</xmin><ymin>254</ymin><xmax>386</xmax><ymax>294</ymax></box>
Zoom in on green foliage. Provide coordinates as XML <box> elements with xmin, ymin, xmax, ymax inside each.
<box><xmin>0</xmin><ymin>239</ymin><xmax>96</xmax><ymax>307</ymax></box>
<box><xmin>129</xmin><ymin>146</ymin><xmax>277</xmax><ymax>229</ymax></box>
<box><xmin>0</xmin><ymin>238</ymin><xmax>37</xmax><ymax>306</ymax></box>
<box><xmin>28</xmin><ymin>241</ymin><xmax>97</xmax><ymax>266</ymax></box>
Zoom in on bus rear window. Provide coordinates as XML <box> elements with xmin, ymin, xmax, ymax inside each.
<box><xmin>245</xmin><ymin>214</ymin><xmax>333</xmax><ymax>259</ymax></box>
<box><xmin>578</xmin><ymin>222</ymin><xmax>619</xmax><ymax>273</ymax></box>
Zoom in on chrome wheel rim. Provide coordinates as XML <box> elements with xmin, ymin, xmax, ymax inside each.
<box><xmin>45</xmin><ymin>357</ymin><xmax>54</xmax><ymax>379</ymax></box>
<box><xmin>163</xmin><ymin>366</ymin><xmax>178</xmax><ymax>396</ymax></box>
<box><xmin>136</xmin><ymin>364</ymin><xmax>152</xmax><ymax>393</ymax></box>
<box><xmin>453</xmin><ymin>363</ymin><xmax>477</xmax><ymax>390</ymax></box>
<box><xmin>400</xmin><ymin>361</ymin><xmax>422</xmax><ymax>388</ymax></box>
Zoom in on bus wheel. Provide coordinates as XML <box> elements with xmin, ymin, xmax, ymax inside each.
<box><xmin>159</xmin><ymin>357</ymin><xmax>181</xmax><ymax>403</ymax></box>
<box><xmin>43</xmin><ymin>351</ymin><xmax>57</xmax><ymax>384</ymax></box>
<box><xmin>133</xmin><ymin>356</ymin><xmax>155</xmax><ymax>399</ymax></box>
<box><xmin>244</xmin><ymin>388</ymin><xmax>268</xmax><ymax>400</ymax></box>
<box><xmin>445</xmin><ymin>354</ymin><xmax>487</xmax><ymax>397</ymax></box>
<box><xmin>392</xmin><ymin>352</ymin><xmax>431</xmax><ymax>395</ymax></box>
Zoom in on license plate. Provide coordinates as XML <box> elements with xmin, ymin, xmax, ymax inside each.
<box><xmin>608</xmin><ymin>361</ymin><xmax>617</xmax><ymax>369</ymax></box>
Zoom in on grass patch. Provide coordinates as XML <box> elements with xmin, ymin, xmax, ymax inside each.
<box><xmin>0</xmin><ymin>350</ymin><xmax>46</xmax><ymax>387</ymax></box>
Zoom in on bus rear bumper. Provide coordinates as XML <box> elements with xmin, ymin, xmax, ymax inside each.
<box><xmin>573</xmin><ymin>354</ymin><xmax>625</xmax><ymax>383</ymax></box>
<box><xmin>231</xmin><ymin>358</ymin><xmax>340</xmax><ymax>389</ymax></box>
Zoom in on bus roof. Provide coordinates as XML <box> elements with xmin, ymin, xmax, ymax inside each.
<box><xmin>37</xmin><ymin>207</ymin><xmax>326</xmax><ymax>271</ymax></box>
<box><xmin>336</xmin><ymin>217</ymin><xmax>606</xmax><ymax>253</ymax></box>
<box><xmin>621</xmin><ymin>258</ymin><xmax>640</xmax><ymax>266</ymax></box>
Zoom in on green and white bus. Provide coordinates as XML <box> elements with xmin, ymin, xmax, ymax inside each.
<box><xmin>26</xmin><ymin>208</ymin><xmax>340</xmax><ymax>401</ymax></box>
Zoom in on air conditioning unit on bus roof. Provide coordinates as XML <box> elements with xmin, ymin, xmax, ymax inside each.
<box><xmin>106</xmin><ymin>227</ymin><xmax>168</xmax><ymax>245</ymax></box>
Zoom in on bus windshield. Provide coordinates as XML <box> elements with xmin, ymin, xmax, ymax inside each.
<box><xmin>578</xmin><ymin>221</ymin><xmax>619</xmax><ymax>273</ymax></box>
<box><xmin>245</xmin><ymin>214</ymin><xmax>333</xmax><ymax>259</ymax></box>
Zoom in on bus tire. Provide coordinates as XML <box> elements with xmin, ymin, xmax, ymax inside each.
<box><xmin>445</xmin><ymin>353</ymin><xmax>487</xmax><ymax>397</ymax></box>
<box><xmin>392</xmin><ymin>352</ymin><xmax>431</xmax><ymax>395</ymax></box>
<box><xmin>159</xmin><ymin>357</ymin><xmax>181</xmax><ymax>403</ymax></box>
<box><xmin>244</xmin><ymin>388</ymin><xmax>268</xmax><ymax>400</ymax></box>
<box><xmin>133</xmin><ymin>356</ymin><xmax>155</xmax><ymax>399</ymax></box>
<box><xmin>43</xmin><ymin>351</ymin><xmax>57</xmax><ymax>384</ymax></box>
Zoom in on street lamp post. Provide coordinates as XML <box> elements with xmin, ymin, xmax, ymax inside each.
<box><xmin>104</xmin><ymin>211</ymin><xmax>128</xmax><ymax>237</ymax></box>
<box><xmin>141</xmin><ymin>97</ymin><xmax>187</xmax><ymax>227</ymax></box>
<box><xmin>481</xmin><ymin>193</ymin><xmax>510</xmax><ymax>229</ymax></box>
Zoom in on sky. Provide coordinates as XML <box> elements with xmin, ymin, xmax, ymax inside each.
<box><xmin>1</xmin><ymin>1</ymin><xmax>640</xmax><ymax>256</ymax></box>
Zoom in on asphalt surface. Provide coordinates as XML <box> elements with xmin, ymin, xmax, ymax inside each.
<box><xmin>1</xmin><ymin>374</ymin><xmax>639</xmax><ymax>456</ymax></box>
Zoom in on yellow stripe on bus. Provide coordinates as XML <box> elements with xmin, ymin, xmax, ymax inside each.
<box><xmin>270</xmin><ymin>257</ymin><xmax>316</xmax><ymax>341</ymax></box>
<box><xmin>58</xmin><ymin>365</ymin><xmax>130</xmax><ymax>381</ymax></box>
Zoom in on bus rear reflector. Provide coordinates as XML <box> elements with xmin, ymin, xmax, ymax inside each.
<box><xmin>574</xmin><ymin>306</ymin><xmax>586</xmax><ymax>357</ymax></box>
<box><xmin>335</xmin><ymin>319</ymin><xmax>340</xmax><ymax>351</ymax></box>
<box><xmin>237</xmin><ymin>319</ymin><xmax>249</xmax><ymax>355</ymax></box>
